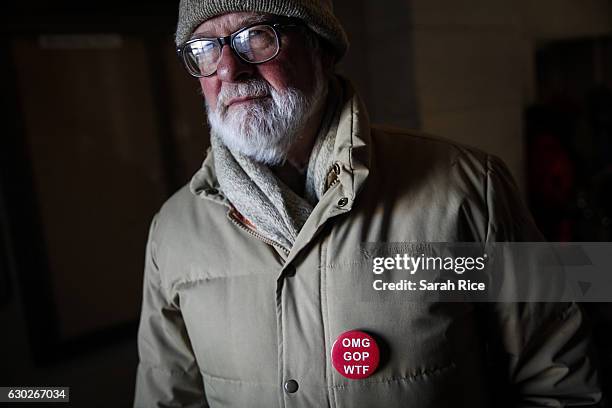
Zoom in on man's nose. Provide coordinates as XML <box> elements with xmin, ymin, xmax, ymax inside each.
<box><xmin>216</xmin><ymin>45</ymin><xmax>254</xmax><ymax>82</ymax></box>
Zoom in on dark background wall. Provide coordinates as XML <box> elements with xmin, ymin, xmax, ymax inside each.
<box><xmin>0</xmin><ymin>1</ymin><xmax>610</xmax><ymax>407</ymax></box>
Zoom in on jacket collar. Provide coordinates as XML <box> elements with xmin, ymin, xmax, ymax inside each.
<box><xmin>189</xmin><ymin>145</ymin><xmax>230</xmax><ymax>207</ymax></box>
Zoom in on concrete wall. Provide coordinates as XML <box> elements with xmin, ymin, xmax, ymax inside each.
<box><xmin>411</xmin><ymin>0</ymin><xmax>528</xmax><ymax>188</ymax></box>
<box><xmin>414</xmin><ymin>0</ymin><xmax>611</xmax><ymax>189</ymax></box>
<box><xmin>336</xmin><ymin>0</ymin><xmax>420</xmax><ymax>129</ymax></box>
<box><xmin>337</xmin><ymin>0</ymin><xmax>612</xmax><ymax>190</ymax></box>
<box><xmin>521</xmin><ymin>0</ymin><xmax>612</xmax><ymax>40</ymax></box>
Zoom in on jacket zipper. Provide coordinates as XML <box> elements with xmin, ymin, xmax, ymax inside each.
<box><xmin>228</xmin><ymin>212</ymin><xmax>290</xmax><ymax>255</ymax></box>
<box><xmin>326</xmin><ymin>162</ymin><xmax>342</xmax><ymax>190</ymax></box>
<box><xmin>328</xmin><ymin>177</ymin><xmax>340</xmax><ymax>189</ymax></box>
<box><xmin>226</xmin><ymin>163</ymin><xmax>343</xmax><ymax>257</ymax></box>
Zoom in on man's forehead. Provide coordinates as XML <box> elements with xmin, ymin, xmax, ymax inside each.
<box><xmin>192</xmin><ymin>12</ymin><xmax>275</xmax><ymax>38</ymax></box>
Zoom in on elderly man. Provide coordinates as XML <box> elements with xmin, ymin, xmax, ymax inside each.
<box><xmin>134</xmin><ymin>0</ymin><xmax>601</xmax><ymax>407</ymax></box>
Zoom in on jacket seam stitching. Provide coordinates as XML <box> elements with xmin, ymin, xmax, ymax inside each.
<box><xmin>329</xmin><ymin>362</ymin><xmax>455</xmax><ymax>389</ymax></box>
<box><xmin>484</xmin><ymin>154</ymin><xmax>492</xmax><ymax>243</ymax></box>
<box><xmin>372</xmin><ymin>126</ymin><xmax>489</xmax><ymax>157</ymax></box>
<box><xmin>139</xmin><ymin>361</ymin><xmax>195</xmax><ymax>378</ymax></box>
<box><xmin>167</xmin><ymin>273</ymin><xmax>269</xmax><ymax>294</ymax></box>
<box><xmin>200</xmin><ymin>371</ymin><xmax>276</xmax><ymax>387</ymax></box>
<box><xmin>320</xmin><ymin>235</ymin><xmax>334</xmax><ymax>408</ymax></box>
<box><xmin>276</xmin><ymin>277</ymin><xmax>285</xmax><ymax>408</ymax></box>
<box><xmin>349</xmin><ymin>89</ymin><xmax>356</xmax><ymax>201</ymax></box>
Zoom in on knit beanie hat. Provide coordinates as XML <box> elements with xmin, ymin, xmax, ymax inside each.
<box><xmin>176</xmin><ymin>0</ymin><xmax>349</xmax><ymax>59</ymax></box>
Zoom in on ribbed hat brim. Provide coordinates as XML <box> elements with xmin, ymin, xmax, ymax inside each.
<box><xmin>176</xmin><ymin>0</ymin><xmax>349</xmax><ymax>59</ymax></box>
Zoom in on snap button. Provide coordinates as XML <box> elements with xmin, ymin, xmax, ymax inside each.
<box><xmin>338</xmin><ymin>197</ymin><xmax>348</xmax><ymax>207</ymax></box>
<box><xmin>285</xmin><ymin>264</ymin><xmax>296</xmax><ymax>277</ymax></box>
<box><xmin>284</xmin><ymin>379</ymin><xmax>299</xmax><ymax>393</ymax></box>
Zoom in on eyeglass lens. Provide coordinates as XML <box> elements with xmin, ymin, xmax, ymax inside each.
<box><xmin>184</xmin><ymin>24</ymin><xmax>280</xmax><ymax>77</ymax></box>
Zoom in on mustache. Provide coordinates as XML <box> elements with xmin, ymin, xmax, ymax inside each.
<box><xmin>217</xmin><ymin>79</ymin><xmax>272</xmax><ymax>112</ymax></box>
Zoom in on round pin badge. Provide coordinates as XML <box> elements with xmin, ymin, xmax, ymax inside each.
<box><xmin>331</xmin><ymin>330</ymin><xmax>380</xmax><ymax>379</ymax></box>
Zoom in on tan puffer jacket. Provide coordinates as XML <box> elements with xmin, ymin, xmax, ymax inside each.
<box><xmin>134</xmin><ymin>79</ymin><xmax>601</xmax><ymax>408</ymax></box>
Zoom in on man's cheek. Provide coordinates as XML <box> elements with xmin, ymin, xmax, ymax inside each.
<box><xmin>203</xmin><ymin>93</ymin><xmax>218</xmax><ymax>109</ymax></box>
<box><xmin>199</xmin><ymin>80</ymin><xmax>220</xmax><ymax>106</ymax></box>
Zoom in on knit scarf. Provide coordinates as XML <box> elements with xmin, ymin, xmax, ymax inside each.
<box><xmin>211</xmin><ymin>80</ymin><xmax>341</xmax><ymax>250</ymax></box>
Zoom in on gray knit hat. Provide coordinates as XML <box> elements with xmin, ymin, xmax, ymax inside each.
<box><xmin>176</xmin><ymin>0</ymin><xmax>349</xmax><ymax>59</ymax></box>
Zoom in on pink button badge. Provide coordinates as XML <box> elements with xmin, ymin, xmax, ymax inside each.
<box><xmin>331</xmin><ymin>330</ymin><xmax>380</xmax><ymax>379</ymax></box>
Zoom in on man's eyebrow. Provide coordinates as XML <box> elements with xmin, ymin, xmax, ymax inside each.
<box><xmin>191</xmin><ymin>13</ymin><xmax>271</xmax><ymax>39</ymax></box>
<box><xmin>240</xmin><ymin>14</ymin><xmax>271</xmax><ymax>27</ymax></box>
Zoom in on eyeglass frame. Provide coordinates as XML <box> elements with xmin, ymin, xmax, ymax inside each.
<box><xmin>176</xmin><ymin>17</ymin><xmax>303</xmax><ymax>78</ymax></box>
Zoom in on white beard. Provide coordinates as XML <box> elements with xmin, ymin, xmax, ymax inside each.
<box><xmin>206</xmin><ymin>66</ymin><xmax>326</xmax><ymax>165</ymax></box>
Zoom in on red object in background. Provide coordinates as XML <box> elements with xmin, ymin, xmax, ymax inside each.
<box><xmin>331</xmin><ymin>330</ymin><xmax>380</xmax><ymax>380</ymax></box>
<box><xmin>529</xmin><ymin>132</ymin><xmax>575</xmax><ymax>207</ymax></box>
<box><xmin>528</xmin><ymin>131</ymin><xmax>576</xmax><ymax>241</ymax></box>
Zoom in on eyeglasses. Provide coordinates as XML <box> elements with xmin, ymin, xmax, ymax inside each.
<box><xmin>177</xmin><ymin>19</ymin><xmax>301</xmax><ymax>78</ymax></box>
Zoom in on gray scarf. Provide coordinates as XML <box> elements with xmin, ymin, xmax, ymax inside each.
<box><xmin>211</xmin><ymin>82</ymin><xmax>340</xmax><ymax>250</ymax></box>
